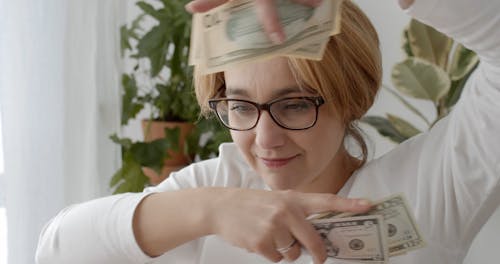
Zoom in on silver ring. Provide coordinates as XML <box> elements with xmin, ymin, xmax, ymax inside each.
<box><xmin>276</xmin><ymin>239</ymin><xmax>297</xmax><ymax>254</ymax></box>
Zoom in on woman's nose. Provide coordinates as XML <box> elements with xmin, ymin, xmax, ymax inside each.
<box><xmin>254</xmin><ymin>111</ymin><xmax>286</xmax><ymax>149</ymax></box>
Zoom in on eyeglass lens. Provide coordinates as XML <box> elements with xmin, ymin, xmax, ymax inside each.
<box><xmin>214</xmin><ymin>98</ymin><xmax>318</xmax><ymax>130</ymax></box>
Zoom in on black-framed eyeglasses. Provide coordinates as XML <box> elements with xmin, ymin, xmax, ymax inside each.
<box><xmin>208</xmin><ymin>96</ymin><xmax>325</xmax><ymax>131</ymax></box>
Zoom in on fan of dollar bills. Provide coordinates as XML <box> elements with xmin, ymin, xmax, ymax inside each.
<box><xmin>308</xmin><ymin>194</ymin><xmax>426</xmax><ymax>263</ymax></box>
<box><xmin>189</xmin><ymin>0</ymin><xmax>344</xmax><ymax>74</ymax></box>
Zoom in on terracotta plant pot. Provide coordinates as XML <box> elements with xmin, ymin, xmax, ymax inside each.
<box><xmin>141</xmin><ymin>120</ymin><xmax>195</xmax><ymax>184</ymax></box>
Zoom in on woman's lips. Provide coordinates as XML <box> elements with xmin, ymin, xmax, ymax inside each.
<box><xmin>260</xmin><ymin>155</ymin><xmax>298</xmax><ymax>168</ymax></box>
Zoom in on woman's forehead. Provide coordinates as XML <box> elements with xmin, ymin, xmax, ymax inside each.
<box><xmin>223</xmin><ymin>57</ymin><xmax>297</xmax><ymax>91</ymax></box>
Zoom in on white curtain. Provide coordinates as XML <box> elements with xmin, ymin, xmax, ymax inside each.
<box><xmin>0</xmin><ymin>1</ymin><xmax>125</xmax><ymax>263</ymax></box>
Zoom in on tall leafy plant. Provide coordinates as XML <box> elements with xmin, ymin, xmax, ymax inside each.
<box><xmin>363</xmin><ymin>19</ymin><xmax>479</xmax><ymax>143</ymax></box>
<box><xmin>110</xmin><ymin>0</ymin><xmax>231</xmax><ymax>194</ymax></box>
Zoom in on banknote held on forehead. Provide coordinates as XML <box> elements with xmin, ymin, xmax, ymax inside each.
<box><xmin>189</xmin><ymin>0</ymin><xmax>344</xmax><ymax>74</ymax></box>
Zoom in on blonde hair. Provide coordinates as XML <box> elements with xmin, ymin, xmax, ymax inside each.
<box><xmin>194</xmin><ymin>1</ymin><xmax>382</xmax><ymax>167</ymax></box>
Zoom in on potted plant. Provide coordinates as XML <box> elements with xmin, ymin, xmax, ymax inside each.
<box><xmin>363</xmin><ymin>19</ymin><xmax>479</xmax><ymax>143</ymax></box>
<box><xmin>110</xmin><ymin>0</ymin><xmax>231</xmax><ymax>193</ymax></box>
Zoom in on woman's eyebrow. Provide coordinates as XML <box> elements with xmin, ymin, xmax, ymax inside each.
<box><xmin>225</xmin><ymin>86</ymin><xmax>304</xmax><ymax>98</ymax></box>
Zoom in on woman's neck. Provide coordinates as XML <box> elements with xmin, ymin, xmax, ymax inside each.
<box><xmin>297</xmin><ymin>147</ymin><xmax>359</xmax><ymax>194</ymax></box>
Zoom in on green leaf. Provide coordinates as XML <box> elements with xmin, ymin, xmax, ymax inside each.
<box><xmin>445</xmin><ymin>63</ymin><xmax>478</xmax><ymax>108</ymax></box>
<box><xmin>113</xmin><ymin>182</ymin><xmax>131</xmax><ymax>194</ymax></box>
<box><xmin>164</xmin><ymin>127</ymin><xmax>180</xmax><ymax>152</ymax></box>
<box><xmin>130</xmin><ymin>139</ymin><xmax>170</xmax><ymax>173</ymax></box>
<box><xmin>135</xmin><ymin>23</ymin><xmax>170</xmax><ymax>77</ymax></box>
<box><xmin>386</xmin><ymin>114</ymin><xmax>421</xmax><ymax>138</ymax></box>
<box><xmin>121</xmin><ymin>74</ymin><xmax>144</xmax><ymax>125</ymax></box>
<box><xmin>110</xmin><ymin>152</ymin><xmax>149</xmax><ymax>194</ymax></box>
<box><xmin>361</xmin><ymin>116</ymin><xmax>408</xmax><ymax>143</ymax></box>
<box><xmin>136</xmin><ymin>1</ymin><xmax>164</xmax><ymax>21</ymax></box>
<box><xmin>109</xmin><ymin>134</ymin><xmax>133</xmax><ymax>149</ymax></box>
<box><xmin>120</xmin><ymin>25</ymin><xmax>132</xmax><ymax>57</ymax></box>
<box><xmin>401</xmin><ymin>28</ymin><xmax>414</xmax><ymax>57</ymax></box>
<box><xmin>110</xmin><ymin>167</ymin><xmax>125</xmax><ymax>187</ymax></box>
<box><xmin>449</xmin><ymin>44</ymin><xmax>479</xmax><ymax>81</ymax></box>
<box><xmin>407</xmin><ymin>19</ymin><xmax>453</xmax><ymax>68</ymax></box>
<box><xmin>391</xmin><ymin>57</ymin><xmax>451</xmax><ymax>103</ymax></box>
<box><xmin>130</xmin><ymin>14</ymin><xmax>145</xmax><ymax>35</ymax></box>
<box><xmin>119</xmin><ymin>14</ymin><xmax>145</xmax><ymax>57</ymax></box>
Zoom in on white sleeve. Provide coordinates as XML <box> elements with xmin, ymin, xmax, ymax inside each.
<box><xmin>36</xmin><ymin>193</ymin><xmax>155</xmax><ymax>264</ymax></box>
<box><xmin>35</xmin><ymin>144</ymin><xmax>252</xmax><ymax>264</ymax></box>
<box><xmin>35</xmin><ymin>165</ymin><xmax>214</xmax><ymax>264</ymax></box>
<box><xmin>345</xmin><ymin>1</ymin><xmax>500</xmax><ymax>262</ymax></box>
<box><xmin>407</xmin><ymin>0</ymin><xmax>500</xmax><ymax>252</ymax></box>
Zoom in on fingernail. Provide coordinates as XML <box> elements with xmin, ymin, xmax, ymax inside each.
<box><xmin>270</xmin><ymin>32</ymin><xmax>284</xmax><ymax>45</ymax></box>
<box><xmin>357</xmin><ymin>199</ymin><xmax>372</xmax><ymax>206</ymax></box>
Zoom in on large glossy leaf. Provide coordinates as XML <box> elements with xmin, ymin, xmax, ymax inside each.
<box><xmin>407</xmin><ymin>19</ymin><xmax>452</xmax><ymax>68</ymax></box>
<box><xmin>449</xmin><ymin>44</ymin><xmax>479</xmax><ymax>81</ymax></box>
<box><xmin>392</xmin><ymin>57</ymin><xmax>451</xmax><ymax>103</ymax></box>
<box><xmin>361</xmin><ymin>116</ymin><xmax>408</xmax><ymax>143</ymax></box>
<box><xmin>386</xmin><ymin>114</ymin><xmax>421</xmax><ymax>138</ymax></box>
<box><xmin>445</xmin><ymin>63</ymin><xmax>477</xmax><ymax>108</ymax></box>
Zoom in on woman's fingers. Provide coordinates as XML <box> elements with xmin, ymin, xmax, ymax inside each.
<box><xmin>274</xmin><ymin>228</ymin><xmax>301</xmax><ymax>262</ymax></box>
<box><xmin>286</xmin><ymin>214</ymin><xmax>327</xmax><ymax>264</ymax></box>
<box><xmin>301</xmin><ymin>193</ymin><xmax>373</xmax><ymax>215</ymax></box>
<box><xmin>185</xmin><ymin>0</ymin><xmax>229</xmax><ymax>13</ymax></box>
<box><xmin>254</xmin><ymin>0</ymin><xmax>285</xmax><ymax>44</ymax></box>
<box><xmin>185</xmin><ymin>0</ymin><xmax>324</xmax><ymax>44</ymax></box>
<box><xmin>257</xmin><ymin>239</ymin><xmax>284</xmax><ymax>263</ymax></box>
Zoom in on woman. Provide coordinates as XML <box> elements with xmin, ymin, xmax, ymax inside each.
<box><xmin>36</xmin><ymin>0</ymin><xmax>500</xmax><ymax>263</ymax></box>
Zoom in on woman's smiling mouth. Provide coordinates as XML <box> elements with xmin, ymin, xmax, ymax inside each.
<box><xmin>259</xmin><ymin>155</ymin><xmax>299</xmax><ymax>168</ymax></box>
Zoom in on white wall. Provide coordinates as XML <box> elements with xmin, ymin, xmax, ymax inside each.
<box><xmin>0</xmin><ymin>111</ymin><xmax>3</xmax><ymax>175</ymax></box>
<box><xmin>354</xmin><ymin>1</ymin><xmax>500</xmax><ymax>263</ymax></box>
<box><xmin>0</xmin><ymin>110</ymin><xmax>5</xmax><ymax>264</ymax></box>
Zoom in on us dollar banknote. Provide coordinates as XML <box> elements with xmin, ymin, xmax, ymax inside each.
<box><xmin>309</xmin><ymin>194</ymin><xmax>426</xmax><ymax>257</ymax></box>
<box><xmin>189</xmin><ymin>0</ymin><xmax>343</xmax><ymax>74</ymax></box>
<box><xmin>311</xmin><ymin>215</ymin><xmax>389</xmax><ymax>263</ymax></box>
<box><xmin>363</xmin><ymin>195</ymin><xmax>426</xmax><ymax>256</ymax></box>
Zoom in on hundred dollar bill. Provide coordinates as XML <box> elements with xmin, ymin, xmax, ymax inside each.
<box><xmin>311</xmin><ymin>215</ymin><xmax>389</xmax><ymax>263</ymax></box>
<box><xmin>311</xmin><ymin>194</ymin><xmax>426</xmax><ymax>256</ymax></box>
<box><xmin>190</xmin><ymin>0</ymin><xmax>343</xmax><ymax>74</ymax></box>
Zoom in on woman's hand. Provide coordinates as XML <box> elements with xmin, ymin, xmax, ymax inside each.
<box><xmin>185</xmin><ymin>0</ymin><xmax>323</xmax><ymax>44</ymax></box>
<box><xmin>207</xmin><ymin>188</ymin><xmax>372</xmax><ymax>264</ymax></box>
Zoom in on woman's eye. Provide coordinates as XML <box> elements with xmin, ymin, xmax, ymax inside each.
<box><xmin>283</xmin><ymin>101</ymin><xmax>311</xmax><ymax>111</ymax></box>
<box><xmin>230</xmin><ymin>103</ymin><xmax>254</xmax><ymax>113</ymax></box>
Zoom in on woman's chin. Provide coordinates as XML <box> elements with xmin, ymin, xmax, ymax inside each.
<box><xmin>261</xmin><ymin>173</ymin><xmax>299</xmax><ymax>190</ymax></box>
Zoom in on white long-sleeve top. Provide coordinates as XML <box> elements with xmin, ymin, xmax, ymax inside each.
<box><xmin>36</xmin><ymin>0</ymin><xmax>500</xmax><ymax>263</ymax></box>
